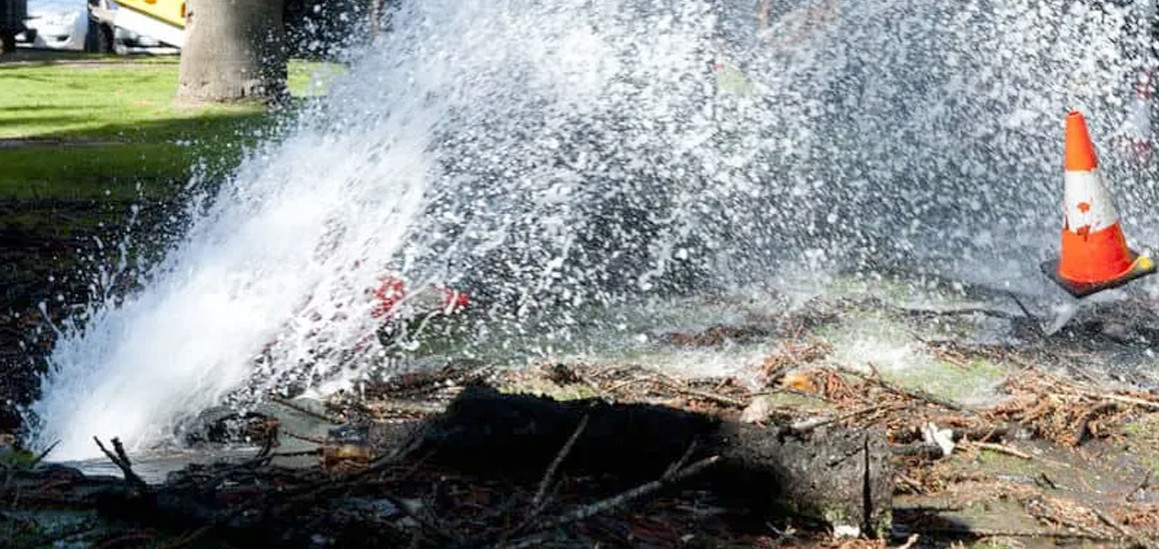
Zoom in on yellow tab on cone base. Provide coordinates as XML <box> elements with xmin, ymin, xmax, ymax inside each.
<box><xmin>1041</xmin><ymin>111</ymin><xmax>1155</xmax><ymax>298</ymax></box>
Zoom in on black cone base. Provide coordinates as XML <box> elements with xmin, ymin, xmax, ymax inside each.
<box><xmin>1040</xmin><ymin>250</ymin><xmax>1156</xmax><ymax>299</ymax></box>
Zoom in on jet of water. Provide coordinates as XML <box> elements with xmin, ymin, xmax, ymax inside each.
<box><xmin>27</xmin><ymin>0</ymin><xmax>1159</xmax><ymax>460</ymax></box>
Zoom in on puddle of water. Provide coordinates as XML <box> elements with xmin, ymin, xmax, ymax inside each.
<box><xmin>55</xmin><ymin>446</ymin><xmax>265</xmax><ymax>485</ymax></box>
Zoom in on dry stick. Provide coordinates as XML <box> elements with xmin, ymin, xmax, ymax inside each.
<box><xmin>92</xmin><ymin>529</ymin><xmax>158</xmax><ymax>549</ymax></box>
<box><xmin>837</xmin><ymin>364</ymin><xmax>967</xmax><ymax>412</ymax></box>
<box><xmin>1093</xmin><ymin>508</ymin><xmax>1157</xmax><ymax>549</ymax></box>
<box><xmin>280</xmin><ymin>429</ymin><xmax>328</xmax><ymax>445</ymax></box>
<box><xmin>93</xmin><ymin>437</ymin><xmax>146</xmax><ymax>488</ymax></box>
<box><xmin>749</xmin><ymin>386</ymin><xmax>835</xmax><ymax>403</ymax></box>
<box><xmin>268</xmin><ymin>429</ymin><xmax>428</xmax><ymax>506</ymax></box>
<box><xmin>1007</xmin><ymin>291</ymin><xmax>1047</xmax><ymax>340</ymax></box>
<box><xmin>906</xmin><ymin>307</ymin><xmax>1017</xmax><ymax>320</ymax></box>
<box><xmin>653</xmin><ymin>369</ymin><xmax>751</xmax><ymax>408</ymax></box>
<box><xmin>1082</xmin><ymin>392</ymin><xmax>1159</xmax><ymax>412</ymax></box>
<box><xmin>764</xmin><ymin>523</ymin><xmax>797</xmax><ymax>549</ymax></box>
<box><xmin>787</xmin><ymin>403</ymin><xmax>904</xmax><ymax>434</ymax></box>
<box><xmin>542</xmin><ymin>455</ymin><xmax>719</xmax><ymax>527</ymax></box>
<box><xmin>674</xmin><ymin>386</ymin><xmax>749</xmax><ymax>408</ymax></box>
<box><xmin>912</xmin><ymin>525</ymin><xmax>1120</xmax><ymax>541</ymax></box>
<box><xmin>269</xmin><ymin>395</ymin><xmax>344</xmax><ymax>424</ymax></box>
<box><xmin>1029</xmin><ymin>507</ymin><xmax>1110</xmax><ymax>540</ymax></box>
<box><xmin>531</xmin><ymin>412</ymin><xmax>590</xmax><ymax>511</ymax></box>
<box><xmin>1092</xmin><ymin>508</ymin><xmax>1134</xmax><ymax>538</ymax></box>
<box><xmin>1036</xmin><ymin>472</ymin><xmax>1058</xmax><ymax>490</ymax></box>
<box><xmin>31</xmin><ymin>440</ymin><xmax>59</xmax><ymax>467</ymax></box>
<box><xmin>1073</xmin><ymin>401</ymin><xmax>1118</xmax><ymax>447</ymax></box>
<box><xmin>963</xmin><ymin>441</ymin><xmax>1032</xmax><ymax>460</ymax></box>
<box><xmin>506</xmin><ymin>455</ymin><xmax>723</xmax><ymax>548</ymax></box>
<box><xmin>664</xmin><ymin>441</ymin><xmax>700</xmax><ymax>479</ymax></box>
<box><xmin>895</xmin><ymin>473</ymin><xmax>926</xmax><ymax>493</ymax></box>
<box><xmin>603</xmin><ymin>375</ymin><xmax>648</xmax><ymax>396</ymax></box>
<box><xmin>608</xmin><ymin>373</ymin><xmax>749</xmax><ymax>408</ymax></box>
<box><xmin>895</xmin><ymin>533</ymin><xmax>921</xmax><ymax>549</ymax></box>
<box><xmin>267</xmin><ymin>449</ymin><xmax>322</xmax><ymax>458</ymax></box>
<box><xmin>366</xmin><ymin>399</ymin><xmax>447</xmax><ymax>416</ymax></box>
<box><xmin>1128</xmin><ymin>470</ymin><xmax>1153</xmax><ymax>503</ymax></box>
<box><xmin>500</xmin><ymin>413</ymin><xmax>616</xmax><ymax>546</ymax></box>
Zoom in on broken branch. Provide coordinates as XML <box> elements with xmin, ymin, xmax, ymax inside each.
<box><xmin>1073</xmin><ymin>401</ymin><xmax>1118</xmax><ymax>447</ymax></box>
<box><xmin>787</xmin><ymin>403</ymin><xmax>904</xmax><ymax>435</ymax></box>
<box><xmin>543</xmin><ymin>455</ymin><xmax>720</xmax><ymax>528</ymax></box>
<box><xmin>963</xmin><ymin>441</ymin><xmax>1032</xmax><ymax>460</ymax></box>
<box><xmin>838</xmin><ymin>364</ymin><xmax>967</xmax><ymax>412</ymax></box>
<box><xmin>531</xmin><ymin>411</ymin><xmax>590</xmax><ymax>511</ymax></box>
<box><xmin>1082</xmin><ymin>392</ymin><xmax>1159</xmax><ymax>412</ymax></box>
<box><xmin>93</xmin><ymin>436</ymin><xmax>146</xmax><ymax>489</ymax></box>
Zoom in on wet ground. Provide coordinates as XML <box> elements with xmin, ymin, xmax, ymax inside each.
<box><xmin>6</xmin><ymin>156</ymin><xmax>1159</xmax><ymax>546</ymax></box>
<box><xmin>0</xmin><ymin>194</ymin><xmax>179</xmax><ymax>431</ymax></box>
<box><xmin>8</xmin><ymin>281</ymin><xmax>1159</xmax><ymax>547</ymax></box>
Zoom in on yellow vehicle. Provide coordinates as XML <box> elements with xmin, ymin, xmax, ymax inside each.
<box><xmin>90</xmin><ymin>0</ymin><xmax>184</xmax><ymax>49</ymax></box>
<box><xmin>114</xmin><ymin>0</ymin><xmax>184</xmax><ymax>28</ymax></box>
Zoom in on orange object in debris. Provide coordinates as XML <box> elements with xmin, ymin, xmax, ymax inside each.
<box><xmin>1041</xmin><ymin>111</ymin><xmax>1156</xmax><ymax>298</ymax></box>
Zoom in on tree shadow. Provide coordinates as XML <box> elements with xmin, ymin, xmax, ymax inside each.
<box><xmin>0</xmin><ymin>115</ymin><xmax>93</xmax><ymax>128</ymax></box>
<box><xmin>0</xmin><ymin>49</ymin><xmax>161</xmax><ymax>69</ymax></box>
<box><xmin>0</xmin><ymin>105</ymin><xmax>88</xmax><ymax>113</ymax></box>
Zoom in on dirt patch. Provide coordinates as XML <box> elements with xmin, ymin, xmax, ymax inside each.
<box><xmin>5</xmin><ymin>346</ymin><xmax>1159</xmax><ymax>548</ymax></box>
<box><xmin>0</xmin><ymin>138</ymin><xmax>129</xmax><ymax>148</ymax></box>
<box><xmin>0</xmin><ymin>49</ymin><xmax>175</xmax><ymax>68</ymax></box>
<box><xmin>6</xmin><ymin>274</ymin><xmax>1159</xmax><ymax>546</ymax></box>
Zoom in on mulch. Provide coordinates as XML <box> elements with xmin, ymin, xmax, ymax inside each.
<box><xmin>5</xmin><ymin>298</ymin><xmax>1159</xmax><ymax>548</ymax></box>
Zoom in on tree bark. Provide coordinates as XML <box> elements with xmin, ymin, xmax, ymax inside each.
<box><xmin>177</xmin><ymin>0</ymin><xmax>287</xmax><ymax>103</ymax></box>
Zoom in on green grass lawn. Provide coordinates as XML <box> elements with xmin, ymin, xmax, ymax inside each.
<box><xmin>0</xmin><ymin>52</ymin><xmax>353</xmax><ymax>406</ymax></box>
<box><xmin>0</xmin><ymin>54</ymin><xmax>343</xmax><ymax>201</ymax></box>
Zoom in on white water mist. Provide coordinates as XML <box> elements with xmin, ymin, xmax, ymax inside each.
<box><xmin>29</xmin><ymin>0</ymin><xmax>1159</xmax><ymax>459</ymax></box>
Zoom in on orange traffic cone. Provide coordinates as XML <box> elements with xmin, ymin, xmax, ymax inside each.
<box><xmin>1041</xmin><ymin>111</ymin><xmax>1155</xmax><ymax>298</ymax></box>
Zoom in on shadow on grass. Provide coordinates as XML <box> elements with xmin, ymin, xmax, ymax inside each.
<box><xmin>0</xmin><ymin>49</ymin><xmax>175</xmax><ymax>68</ymax></box>
<box><xmin>1</xmin><ymin>115</ymin><xmax>94</xmax><ymax>129</ymax></box>
<box><xmin>0</xmin><ymin>105</ymin><xmax>89</xmax><ymax>113</ymax></box>
<box><xmin>0</xmin><ymin>107</ymin><xmax>290</xmax><ymax>201</ymax></box>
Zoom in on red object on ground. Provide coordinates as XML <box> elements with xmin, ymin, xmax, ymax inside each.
<box><xmin>371</xmin><ymin>275</ymin><xmax>469</xmax><ymax>319</ymax></box>
<box><xmin>371</xmin><ymin>276</ymin><xmax>407</xmax><ymax>319</ymax></box>
<box><xmin>438</xmin><ymin>287</ymin><xmax>470</xmax><ymax>314</ymax></box>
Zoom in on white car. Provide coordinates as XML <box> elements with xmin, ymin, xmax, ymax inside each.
<box><xmin>13</xmin><ymin>0</ymin><xmax>156</xmax><ymax>52</ymax></box>
<box><xmin>16</xmin><ymin>0</ymin><xmax>91</xmax><ymax>51</ymax></box>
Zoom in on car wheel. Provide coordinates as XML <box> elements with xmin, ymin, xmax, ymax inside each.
<box><xmin>84</xmin><ymin>19</ymin><xmax>100</xmax><ymax>52</ymax></box>
<box><xmin>0</xmin><ymin>30</ymin><xmax>15</xmax><ymax>55</ymax></box>
<box><xmin>83</xmin><ymin>19</ymin><xmax>114</xmax><ymax>53</ymax></box>
<box><xmin>98</xmin><ymin>24</ymin><xmax>114</xmax><ymax>53</ymax></box>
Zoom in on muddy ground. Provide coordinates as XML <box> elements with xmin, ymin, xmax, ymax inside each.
<box><xmin>4</xmin><ymin>279</ymin><xmax>1159</xmax><ymax>548</ymax></box>
<box><xmin>4</xmin><ymin>138</ymin><xmax>1159</xmax><ymax>546</ymax></box>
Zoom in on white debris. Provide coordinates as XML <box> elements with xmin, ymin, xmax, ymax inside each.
<box><xmin>921</xmin><ymin>422</ymin><xmax>955</xmax><ymax>457</ymax></box>
<box><xmin>832</xmin><ymin>524</ymin><xmax>861</xmax><ymax>538</ymax></box>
